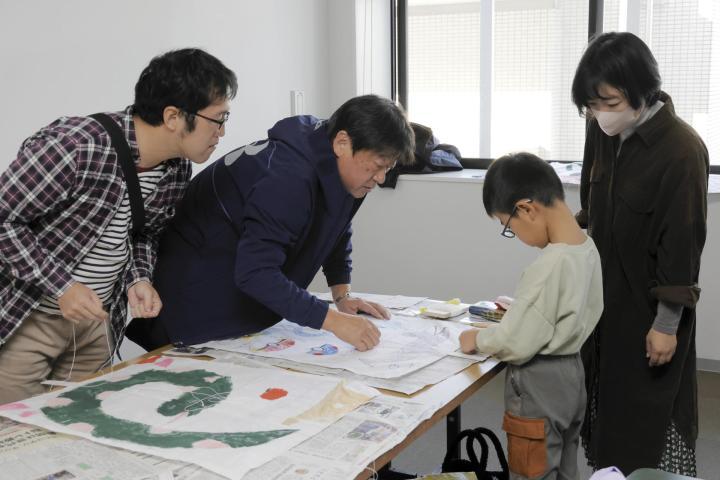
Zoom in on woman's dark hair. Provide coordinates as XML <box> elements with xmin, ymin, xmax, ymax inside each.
<box><xmin>482</xmin><ymin>152</ymin><xmax>564</xmax><ymax>216</ymax></box>
<box><xmin>133</xmin><ymin>48</ymin><xmax>237</xmax><ymax>131</ymax></box>
<box><xmin>571</xmin><ymin>32</ymin><xmax>661</xmax><ymax>114</ymax></box>
<box><xmin>326</xmin><ymin>94</ymin><xmax>415</xmax><ymax>166</ymax></box>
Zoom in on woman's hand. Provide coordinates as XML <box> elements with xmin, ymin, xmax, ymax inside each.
<box><xmin>646</xmin><ymin>328</ymin><xmax>677</xmax><ymax>367</ymax></box>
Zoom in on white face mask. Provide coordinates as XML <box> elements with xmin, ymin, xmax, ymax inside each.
<box><xmin>591</xmin><ymin>107</ymin><xmax>640</xmax><ymax>137</ymax></box>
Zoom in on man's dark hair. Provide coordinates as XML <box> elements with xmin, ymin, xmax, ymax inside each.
<box><xmin>572</xmin><ymin>31</ymin><xmax>661</xmax><ymax>115</ymax></box>
<box><xmin>482</xmin><ymin>152</ymin><xmax>564</xmax><ymax>216</ymax></box>
<box><xmin>133</xmin><ymin>48</ymin><xmax>237</xmax><ymax>131</ymax></box>
<box><xmin>326</xmin><ymin>94</ymin><xmax>415</xmax><ymax>166</ymax></box>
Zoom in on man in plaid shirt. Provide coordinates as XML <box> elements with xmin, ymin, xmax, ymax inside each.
<box><xmin>0</xmin><ymin>48</ymin><xmax>237</xmax><ymax>403</ymax></box>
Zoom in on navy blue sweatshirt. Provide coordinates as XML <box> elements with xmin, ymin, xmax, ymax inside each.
<box><xmin>153</xmin><ymin>116</ymin><xmax>362</xmax><ymax>344</ymax></box>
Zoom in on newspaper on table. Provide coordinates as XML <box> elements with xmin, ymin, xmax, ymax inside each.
<box><xmin>0</xmin><ymin>418</ymin><xmax>165</xmax><ymax>480</ymax></box>
<box><xmin>312</xmin><ymin>292</ymin><xmax>427</xmax><ymax>310</ymax></box>
<box><xmin>242</xmin><ymin>394</ymin><xmax>438</xmax><ymax>479</ymax></box>
<box><xmin>197</xmin><ymin>316</ymin><xmax>469</xmax><ymax>379</ymax></box>
<box><xmin>205</xmin><ymin>347</ymin><xmax>478</xmax><ymax>395</ymax></box>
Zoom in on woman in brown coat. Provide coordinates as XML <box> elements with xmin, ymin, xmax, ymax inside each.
<box><xmin>571</xmin><ymin>32</ymin><xmax>708</xmax><ymax>476</ymax></box>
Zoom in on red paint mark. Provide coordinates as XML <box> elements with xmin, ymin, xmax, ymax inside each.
<box><xmin>261</xmin><ymin>388</ymin><xmax>288</xmax><ymax>400</ymax></box>
<box><xmin>138</xmin><ymin>355</ymin><xmax>161</xmax><ymax>364</ymax></box>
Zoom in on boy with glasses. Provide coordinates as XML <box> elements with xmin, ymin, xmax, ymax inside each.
<box><xmin>0</xmin><ymin>48</ymin><xmax>237</xmax><ymax>403</ymax></box>
<box><xmin>459</xmin><ymin>152</ymin><xmax>603</xmax><ymax>480</ymax></box>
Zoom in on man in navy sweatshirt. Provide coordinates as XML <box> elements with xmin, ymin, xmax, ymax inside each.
<box><xmin>128</xmin><ymin>95</ymin><xmax>415</xmax><ymax>352</ymax></box>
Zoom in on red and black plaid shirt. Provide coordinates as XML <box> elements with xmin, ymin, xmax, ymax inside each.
<box><xmin>0</xmin><ymin>107</ymin><xmax>192</xmax><ymax>345</ymax></box>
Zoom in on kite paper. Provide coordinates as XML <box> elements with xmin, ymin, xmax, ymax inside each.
<box><xmin>198</xmin><ymin>315</ymin><xmax>468</xmax><ymax>378</ymax></box>
<box><xmin>0</xmin><ymin>356</ymin><xmax>377</xmax><ymax>480</ymax></box>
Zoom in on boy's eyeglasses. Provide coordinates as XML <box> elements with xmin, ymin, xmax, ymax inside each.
<box><xmin>501</xmin><ymin>199</ymin><xmax>533</xmax><ymax>238</ymax></box>
<box><xmin>185</xmin><ymin>110</ymin><xmax>230</xmax><ymax>129</ymax></box>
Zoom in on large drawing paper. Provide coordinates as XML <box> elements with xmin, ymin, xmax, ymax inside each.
<box><xmin>0</xmin><ymin>357</ymin><xmax>376</xmax><ymax>480</ymax></box>
<box><xmin>199</xmin><ymin>316</ymin><xmax>468</xmax><ymax>379</ymax></box>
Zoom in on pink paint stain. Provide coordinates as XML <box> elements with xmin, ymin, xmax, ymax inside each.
<box><xmin>19</xmin><ymin>410</ymin><xmax>37</xmax><ymax>418</ymax></box>
<box><xmin>0</xmin><ymin>402</ymin><xmax>30</xmax><ymax>411</ymax></box>
<box><xmin>155</xmin><ymin>357</ymin><xmax>174</xmax><ymax>368</ymax></box>
<box><xmin>68</xmin><ymin>422</ymin><xmax>95</xmax><ymax>433</ymax></box>
<box><xmin>193</xmin><ymin>439</ymin><xmax>229</xmax><ymax>449</ymax></box>
<box><xmin>45</xmin><ymin>397</ymin><xmax>73</xmax><ymax>408</ymax></box>
<box><xmin>173</xmin><ymin>367</ymin><xmax>196</xmax><ymax>373</ymax></box>
<box><xmin>170</xmin><ymin>412</ymin><xmax>189</xmax><ymax>423</ymax></box>
<box><xmin>256</xmin><ymin>338</ymin><xmax>295</xmax><ymax>352</ymax></box>
<box><xmin>150</xmin><ymin>425</ymin><xmax>172</xmax><ymax>434</ymax></box>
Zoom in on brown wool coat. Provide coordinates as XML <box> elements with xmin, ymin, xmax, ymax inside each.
<box><xmin>577</xmin><ymin>92</ymin><xmax>708</xmax><ymax>473</ymax></box>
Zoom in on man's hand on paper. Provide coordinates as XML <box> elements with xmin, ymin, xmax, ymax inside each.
<box><xmin>322</xmin><ymin>309</ymin><xmax>381</xmax><ymax>351</ymax></box>
<box><xmin>337</xmin><ymin>296</ymin><xmax>391</xmax><ymax>320</ymax></box>
<box><xmin>459</xmin><ymin>329</ymin><xmax>479</xmax><ymax>354</ymax></box>
<box><xmin>58</xmin><ymin>282</ymin><xmax>108</xmax><ymax>323</ymax></box>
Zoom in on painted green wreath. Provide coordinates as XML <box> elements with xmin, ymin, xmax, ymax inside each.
<box><xmin>41</xmin><ymin>369</ymin><xmax>296</xmax><ymax>448</ymax></box>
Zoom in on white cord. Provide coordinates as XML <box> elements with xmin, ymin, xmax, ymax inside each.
<box><xmin>364</xmin><ymin>459</ymin><xmax>379</xmax><ymax>480</ymax></box>
<box><xmin>65</xmin><ymin>321</ymin><xmax>77</xmax><ymax>381</ymax></box>
<box><xmin>182</xmin><ymin>387</ymin><xmax>230</xmax><ymax>415</ymax></box>
<box><xmin>97</xmin><ymin>317</ymin><xmax>119</xmax><ymax>374</ymax></box>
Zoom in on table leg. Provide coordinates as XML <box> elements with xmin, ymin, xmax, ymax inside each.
<box><xmin>376</xmin><ymin>462</ymin><xmax>416</xmax><ymax>479</ymax></box>
<box><xmin>446</xmin><ymin>406</ymin><xmax>462</xmax><ymax>459</ymax></box>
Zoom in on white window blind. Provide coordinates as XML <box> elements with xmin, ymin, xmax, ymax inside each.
<box><xmin>407</xmin><ymin>0</ymin><xmax>589</xmax><ymax>160</ymax></box>
<box><xmin>604</xmin><ymin>0</ymin><xmax>720</xmax><ymax>165</ymax></box>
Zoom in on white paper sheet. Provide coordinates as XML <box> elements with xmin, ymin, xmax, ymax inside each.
<box><xmin>312</xmin><ymin>292</ymin><xmax>428</xmax><ymax>309</ymax></box>
<box><xmin>198</xmin><ymin>316</ymin><xmax>469</xmax><ymax>379</ymax></box>
<box><xmin>208</xmin><ymin>348</ymin><xmax>477</xmax><ymax>395</ymax></box>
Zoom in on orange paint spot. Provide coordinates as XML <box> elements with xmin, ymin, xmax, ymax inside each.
<box><xmin>261</xmin><ymin>388</ymin><xmax>288</xmax><ymax>400</ymax></box>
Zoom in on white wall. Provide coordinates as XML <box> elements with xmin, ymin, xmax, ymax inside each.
<box><xmin>0</xmin><ymin>0</ymin><xmax>339</xmax><ymax>359</ymax></box>
<box><xmin>0</xmin><ymin>0</ymin><xmax>332</xmax><ymax>173</ymax></box>
<box><xmin>310</xmin><ymin>175</ymin><xmax>720</xmax><ymax>364</ymax></box>
<box><xmin>327</xmin><ymin>0</ymin><xmax>393</xmax><ymax>111</ymax></box>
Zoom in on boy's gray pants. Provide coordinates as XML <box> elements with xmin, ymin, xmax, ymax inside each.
<box><xmin>503</xmin><ymin>353</ymin><xmax>586</xmax><ymax>480</ymax></box>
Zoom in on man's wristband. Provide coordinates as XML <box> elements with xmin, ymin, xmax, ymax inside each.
<box><xmin>333</xmin><ymin>291</ymin><xmax>352</xmax><ymax>304</ymax></box>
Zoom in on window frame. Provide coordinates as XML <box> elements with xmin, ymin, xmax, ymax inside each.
<box><xmin>392</xmin><ymin>0</ymin><xmax>720</xmax><ymax>173</ymax></box>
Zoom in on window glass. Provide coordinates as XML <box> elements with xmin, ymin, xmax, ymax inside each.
<box><xmin>407</xmin><ymin>0</ymin><xmax>589</xmax><ymax>160</ymax></box>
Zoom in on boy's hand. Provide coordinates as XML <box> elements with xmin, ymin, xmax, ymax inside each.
<box><xmin>459</xmin><ymin>329</ymin><xmax>479</xmax><ymax>354</ymax></box>
<box><xmin>322</xmin><ymin>309</ymin><xmax>381</xmax><ymax>351</ymax></box>
<box><xmin>646</xmin><ymin>328</ymin><xmax>677</xmax><ymax>367</ymax></box>
<box><xmin>58</xmin><ymin>282</ymin><xmax>108</xmax><ymax>323</ymax></box>
<box><xmin>337</xmin><ymin>296</ymin><xmax>391</xmax><ymax>320</ymax></box>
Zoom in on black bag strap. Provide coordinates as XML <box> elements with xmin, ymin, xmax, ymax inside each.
<box><xmin>465</xmin><ymin>429</ymin><xmax>489</xmax><ymax>471</ymax></box>
<box><xmin>443</xmin><ymin>428</ymin><xmax>510</xmax><ymax>480</ymax></box>
<box><xmin>475</xmin><ymin>427</ymin><xmax>510</xmax><ymax>480</ymax></box>
<box><xmin>90</xmin><ymin>113</ymin><xmax>145</xmax><ymax>236</ymax></box>
<box><xmin>442</xmin><ymin>429</ymin><xmax>488</xmax><ymax>478</ymax></box>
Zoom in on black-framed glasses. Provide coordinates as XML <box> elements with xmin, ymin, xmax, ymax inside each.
<box><xmin>186</xmin><ymin>110</ymin><xmax>230</xmax><ymax>129</ymax></box>
<box><xmin>501</xmin><ymin>199</ymin><xmax>533</xmax><ymax>238</ymax></box>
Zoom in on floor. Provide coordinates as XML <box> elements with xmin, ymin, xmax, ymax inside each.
<box><xmin>390</xmin><ymin>370</ymin><xmax>720</xmax><ymax>479</ymax></box>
